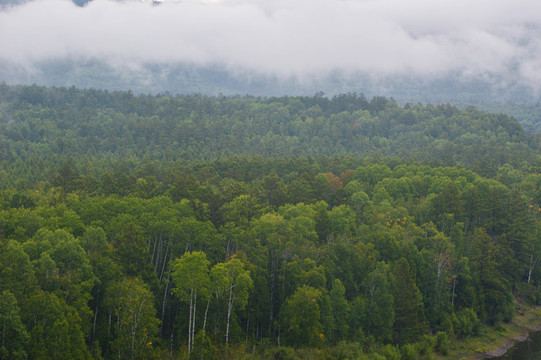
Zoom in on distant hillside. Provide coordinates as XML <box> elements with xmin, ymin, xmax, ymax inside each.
<box><xmin>2</xmin><ymin>59</ymin><xmax>540</xmax><ymax>129</ymax></box>
<box><xmin>0</xmin><ymin>84</ymin><xmax>539</xmax><ymax>187</ymax></box>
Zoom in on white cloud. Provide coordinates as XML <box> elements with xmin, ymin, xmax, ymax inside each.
<box><xmin>1</xmin><ymin>0</ymin><xmax>541</xmax><ymax>84</ymax></box>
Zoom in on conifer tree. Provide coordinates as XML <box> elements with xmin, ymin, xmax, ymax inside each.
<box><xmin>392</xmin><ymin>258</ymin><xmax>427</xmax><ymax>344</ymax></box>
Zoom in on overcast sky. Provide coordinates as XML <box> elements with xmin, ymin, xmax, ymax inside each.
<box><xmin>1</xmin><ymin>0</ymin><xmax>541</xmax><ymax>86</ymax></box>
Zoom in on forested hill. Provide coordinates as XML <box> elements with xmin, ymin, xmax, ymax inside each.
<box><xmin>0</xmin><ymin>84</ymin><xmax>539</xmax><ymax>188</ymax></box>
<box><xmin>3</xmin><ymin>84</ymin><xmax>541</xmax><ymax>360</ymax></box>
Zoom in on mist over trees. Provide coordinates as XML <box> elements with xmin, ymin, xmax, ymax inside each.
<box><xmin>2</xmin><ymin>84</ymin><xmax>541</xmax><ymax>358</ymax></box>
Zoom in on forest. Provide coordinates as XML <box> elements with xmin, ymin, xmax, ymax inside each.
<box><xmin>2</xmin><ymin>84</ymin><xmax>541</xmax><ymax>359</ymax></box>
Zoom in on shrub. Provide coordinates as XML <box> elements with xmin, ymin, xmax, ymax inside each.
<box><xmin>435</xmin><ymin>331</ymin><xmax>449</xmax><ymax>355</ymax></box>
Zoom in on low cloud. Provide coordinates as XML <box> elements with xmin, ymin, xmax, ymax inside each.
<box><xmin>1</xmin><ymin>0</ymin><xmax>541</xmax><ymax>88</ymax></box>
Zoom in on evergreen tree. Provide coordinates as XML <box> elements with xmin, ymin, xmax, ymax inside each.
<box><xmin>391</xmin><ymin>258</ymin><xmax>427</xmax><ymax>344</ymax></box>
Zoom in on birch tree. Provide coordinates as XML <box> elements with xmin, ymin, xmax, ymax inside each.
<box><xmin>105</xmin><ymin>277</ymin><xmax>159</xmax><ymax>360</ymax></box>
<box><xmin>212</xmin><ymin>257</ymin><xmax>253</xmax><ymax>345</ymax></box>
<box><xmin>171</xmin><ymin>251</ymin><xmax>210</xmax><ymax>356</ymax></box>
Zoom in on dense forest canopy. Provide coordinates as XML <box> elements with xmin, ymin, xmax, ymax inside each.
<box><xmin>0</xmin><ymin>83</ymin><xmax>539</xmax><ymax>188</ymax></box>
<box><xmin>2</xmin><ymin>84</ymin><xmax>541</xmax><ymax>359</ymax></box>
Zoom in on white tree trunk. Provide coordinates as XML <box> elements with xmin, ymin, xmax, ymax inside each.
<box><xmin>188</xmin><ymin>289</ymin><xmax>193</xmax><ymax>356</ymax></box>
<box><xmin>226</xmin><ymin>285</ymin><xmax>234</xmax><ymax>345</ymax></box>
<box><xmin>192</xmin><ymin>291</ymin><xmax>197</xmax><ymax>350</ymax></box>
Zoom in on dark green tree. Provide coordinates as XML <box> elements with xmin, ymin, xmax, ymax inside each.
<box><xmin>281</xmin><ymin>285</ymin><xmax>324</xmax><ymax>347</ymax></box>
<box><xmin>0</xmin><ymin>291</ymin><xmax>29</xmax><ymax>360</ymax></box>
<box><xmin>362</xmin><ymin>263</ymin><xmax>394</xmax><ymax>342</ymax></box>
<box><xmin>392</xmin><ymin>258</ymin><xmax>427</xmax><ymax>344</ymax></box>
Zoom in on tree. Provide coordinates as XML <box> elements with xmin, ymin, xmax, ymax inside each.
<box><xmin>392</xmin><ymin>258</ymin><xmax>427</xmax><ymax>344</ymax></box>
<box><xmin>80</xmin><ymin>226</ymin><xmax>122</xmax><ymax>353</ymax></box>
<box><xmin>171</xmin><ymin>251</ymin><xmax>210</xmax><ymax>356</ymax></box>
<box><xmin>212</xmin><ymin>257</ymin><xmax>253</xmax><ymax>345</ymax></box>
<box><xmin>0</xmin><ymin>240</ymin><xmax>36</xmax><ymax>304</ymax></box>
<box><xmin>0</xmin><ymin>291</ymin><xmax>29</xmax><ymax>360</ymax></box>
<box><xmin>350</xmin><ymin>191</ymin><xmax>370</xmax><ymax>225</ymax></box>
<box><xmin>221</xmin><ymin>194</ymin><xmax>261</xmax><ymax>228</ymax></box>
<box><xmin>112</xmin><ymin>219</ymin><xmax>155</xmax><ymax>282</ymax></box>
<box><xmin>287</xmin><ymin>175</ymin><xmax>316</xmax><ymax>205</ymax></box>
<box><xmin>501</xmin><ymin>190</ymin><xmax>534</xmax><ymax>287</ymax></box>
<box><xmin>470</xmin><ymin>228</ymin><xmax>513</xmax><ymax>324</ymax></box>
<box><xmin>281</xmin><ymin>285</ymin><xmax>324</xmax><ymax>347</ymax></box>
<box><xmin>260</xmin><ymin>171</ymin><xmax>286</xmax><ymax>207</ymax></box>
<box><xmin>25</xmin><ymin>290</ymin><xmax>91</xmax><ymax>360</ymax></box>
<box><xmin>362</xmin><ymin>263</ymin><xmax>394</xmax><ymax>342</ymax></box>
<box><xmin>329</xmin><ymin>205</ymin><xmax>356</xmax><ymax>241</ymax></box>
<box><xmin>527</xmin><ymin>217</ymin><xmax>541</xmax><ymax>284</ymax></box>
<box><xmin>52</xmin><ymin>159</ymin><xmax>81</xmax><ymax>193</ymax></box>
<box><xmin>329</xmin><ymin>279</ymin><xmax>350</xmax><ymax>342</ymax></box>
<box><xmin>284</xmin><ymin>258</ymin><xmax>326</xmax><ymax>299</ymax></box>
<box><xmin>314</xmin><ymin>202</ymin><xmax>331</xmax><ymax>243</ymax></box>
<box><xmin>24</xmin><ymin>229</ymin><xmax>95</xmax><ymax>335</ymax></box>
<box><xmin>104</xmin><ymin>277</ymin><xmax>159</xmax><ymax>360</ymax></box>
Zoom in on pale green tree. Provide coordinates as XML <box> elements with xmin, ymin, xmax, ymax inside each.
<box><xmin>105</xmin><ymin>277</ymin><xmax>159</xmax><ymax>360</ymax></box>
<box><xmin>171</xmin><ymin>251</ymin><xmax>210</xmax><ymax>356</ymax></box>
<box><xmin>212</xmin><ymin>257</ymin><xmax>253</xmax><ymax>345</ymax></box>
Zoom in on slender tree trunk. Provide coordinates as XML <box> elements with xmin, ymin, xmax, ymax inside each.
<box><xmin>160</xmin><ymin>270</ymin><xmax>171</xmax><ymax>334</ymax></box>
<box><xmin>528</xmin><ymin>237</ymin><xmax>539</xmax><ymax>284</ymax></box>
<box><xmin>192</xmin><ymin>291</ymin><xmax>197</xmax><ymax>350</ymax></box>
<box><xmin>200</xmin><ymin>293</ymin><xmax>212</xmax><ymax>360</ymax></box>
<box><xmin>155</xmin><ymin>235</ymin><xmax>162</xmax><ymax>273</ymax></box>
<box><xmin>160</xmin><ymin>248</ymin><xmax>173</xmax><ymax>334</ymax></box>
<box><xmin>226</xmin><ymin>285</ymin><xmax>234</xmax><ymax>345</ymax></box>
<box><xmin>156</xmin><ymin>235</ymin><xmax>163</xmax><ymax>274</ymax></box>
<box><xmin>451</xmin><ymin>274</ymin><xmax>457</xmax><ymax>308</ymax></box>
<box><xmin>226</xmin><ymin>236</ymin><xmax>232</xmax><ymax>259</ymax></box>
<box><xmin>90</xmin><ymin>301</ymin><xmax>99</xmax><ymax>350</ymax></box>
<box><xmin>149</xmin><ymin>234</ymin><xmax>155</xmax><ymax>257</ymax></box>
<box><xmin>159</xmin><ymin>239</ymin><xmax>170</xmax><ymax>283</ymax></box>
<box><xmin>245</xmin><ymin>315</ymin><xmax>250</xmax><ymax>343</ymax></box>
<box><xmin>188</xmin><ymin>289</ymin><xmax>193</xmax><ymax>356</ymax></box>
<box><xmin>268</xmin><ymin>255</ymin><xmax>275</xmax><ymax>336</ymax></box>
<box><xmin>116</xmin><ymin>311</ymin><xmax>121</xmax><ymax>360</ymax></box>
<box><xmin>170</xmin><ymin>332</ymin><xmax>174</xmax><ymax>360</ymax></box>
<box><xmin>528</xmin><ymin>253</ymin><xmax>538</xmax><ymax>284</ymax></box>
<box><xmin>202</xmin><ymin>293</ymin><xmax>211</xmax><ymax>334</ymax></box>
<box><xmin>2</xmin><ymin>318</ymin><xmax>6</xmax><ymax>349</ymax></box>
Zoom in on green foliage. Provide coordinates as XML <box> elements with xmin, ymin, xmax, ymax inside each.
<box><xmin>0</xmin><ymin>240</ymin><xmax>36</xmax><ymax>303</ymax></box>
<box><xmin>328</xmin><ymin>279</ymin><xmax>350</xmax><ymax>342</ymax></box>
<box><xmin>1</xmin><ymin>85</ymin><xmax>541</xmax><ymax>359</ymax></box>
<box><xmin>392</xmin><ymin>258</ymin><xmax>428</xmax><ymax>344</ymax></box>
<box><xmin>0</xmin><ymin>85</ymin><xmax>538</xmax><ymax>189</ymax></box>
<box><xmin>25</xmin><ymin>290</ymin><xmax>91</xmax><ymax>360</ymax></box>
<box><xmin>172</xmin><ymin>251</ymin><xmax>211</xmax><ymax>302</ymax></box>
<box><xmin>104</xmin><ymin>277</ymin><xmax>159</xmax><ymax>360</ymax></box>
<box><xmin>435</xmin><ymin>331</ymin><xmax>450</xmax><ymax>355</ymax></box>
<box><xmin>400</xmin><ymin>344</ymin><xmax>418</xmax><ymax>360</ymax></box>
<box><xmin>452</xmin><ymin>308</ymin><xmax>480</xmax><ymax>338</ymax></box>
<box><xmin>281</xmin><ymin>285</ymin><xmax>324</xmax><ymax>347</ymax></box>
<box><xmin>171</xmin><ymin>251</ymin><xmax>211</xmax><ymax>355</ymax></box>
<box><xmin>265</xmin><ymin>346</ymin><xmax>299</xmax><ymax>360</ymax></box>
<box><xmin>360</xmin><ymin>263</ymin><xmax>394</xmax><ymax>342</ymax></box>
<box><xmin>0</xmin><ymin>290</ymin><xmax>29</xmax><ymax>360</ymax></box>
<box><xmin>190</xmin><ymin>330</ymin><xmax>217</xmax><ymax>360</ymax></box>
<box><xmin>381</xmin><ymin>344</ymin><xmax>401</xmax><ymax>360</ymax></box>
